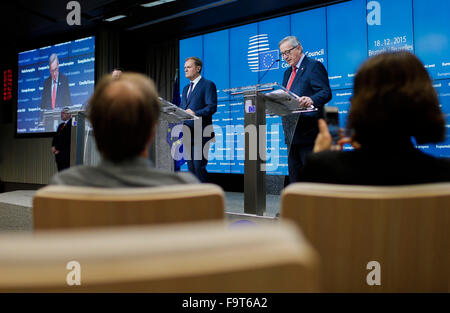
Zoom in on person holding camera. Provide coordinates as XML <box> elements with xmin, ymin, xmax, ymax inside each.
<box><xmin>299</xmin><ymin>51</ymin><xmax>450</xmax><ymax>185</ymax></box>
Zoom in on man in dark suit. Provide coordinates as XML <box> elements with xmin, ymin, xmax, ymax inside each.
<box><xmin>180</xmin><ymin>56</ymin><xmax>217</xmax><ymax>182</ymax></box>
<box><xmin>41</xmin><ymin>53</ymin><xmax>72</xmax><ymax>111</ymax></box>
<box><xmin>279</xmin><ymin>36</ymin><xmax>332</xmax><ymax>184</ymax></box>
<box><xmin>52</xmin><ymin>107</ymin><xmax>72</xmax><ymax>172</ymax></box>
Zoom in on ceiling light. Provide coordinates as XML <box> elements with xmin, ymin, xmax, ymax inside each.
<box><xmin>129</xmin><ymin>0</ymin><xmax>237</xmax><ymax>31</ymax></box>
<box><xmin>141</xmin><ymin>0</ymin><xmax>176</xmax><ymax>8</ymax></box>
<box><xmin>104</xmin><ymin>15</ymin><xmax>127</xmax><ymax>22</ymax></box>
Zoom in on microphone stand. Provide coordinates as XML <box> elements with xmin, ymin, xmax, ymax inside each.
<box><xmin>257</xmin><ymin>58</ymin><xmax>280</xmax><ymax>87</ymax></box>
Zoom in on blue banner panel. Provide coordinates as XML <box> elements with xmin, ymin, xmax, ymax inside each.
<box><xmin>414</xmin><ymin>0</ymin><xmax>450</xmax><ymax>80</ymax></box>
<box><xmin>18</xmin><ymin>49</ymin><xmax>39</xmax><ymax>67</ymax></box>
<box><xmin>327</xmin><ymin>89</ymin><xmax>353</xmax><ymax>151</ymax></box>
<box><xmin>266</xmin><ymin>115</ymin><xmax>288</xmax><ymax>175</ymax></box>
<box><xmin>367</xmin><ymin>0</ymin><xmax>414</xmax><ymax>56</ymax></box>
<box><xmin>231</xmin><ymin>122</ymin><xmax>245</xmax><ymax>174</ymax></box>
<box><xmin>179</xmin><ymin>36</ymin><xmax>203</xmax><ymax>96</ymax></box>
<box><xmin>207</xmin><ymin>101</ymin><xmax>231</xmax><ymax>173</ymax></box>
<box><xmin>291</xmin><ymin>7</ymin><xmax>328</xmax><ymax>68</ymax></box>
<box><xmin>204</xmin><ymin>30</ymin><xmax>230</xmax><ymax>102</ymax></box>
<box><xmin>179</xmin><ymin>0</ymin><xmax>450</xmax><ymax>173</ymax></box>
<box><xmin>257</xmin><ymin>16</ymin><xmax>290</xmax><ymax>175</ymax></box>
<box><xmin>257</xmin><ymin>16</ymin><xmax>289</xmax><ymax>84</ymax></box>
<box><xmin>229</xmin><ymin>97</ymin><xmax>244</xmax><ymax>174</ymax></box>
<box><xmin>70</xmin><ymin>36</ymin><xmax>96</xmax><ymax>57</ymax></box>
<box><xmin>229</xmin><ymin>23</ymin><xmax>259</xmax><ymax>89</ymax></box>
<box><xmin>328</xmin><ymin>89</ymin><xmax>353</xmax><ymax>129</ymax></box>
<box><xmin>427</xmin><ymin>80</ymin><xmax>450</xmax><ymax>157</ymax></box>
<box><xmin>327</xmin><ymin>0</ymin><xmax>367</xmax><ymax>90</ymax></box>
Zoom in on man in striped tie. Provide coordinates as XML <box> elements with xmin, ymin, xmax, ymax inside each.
<box><xmin>279</xmin><ymin>36</ymin><xmax>332</xmax><ymax>185</ymax></box>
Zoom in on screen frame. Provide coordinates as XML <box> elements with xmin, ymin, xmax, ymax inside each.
<box><xmin>14</xmin><ymin>30</ymin><xmax>97</xmax><ymax>139</ymax></box>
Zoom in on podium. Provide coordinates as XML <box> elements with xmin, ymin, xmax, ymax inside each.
<box><xmin>68</xmin><ymin>110</ymin><xmax>87</xmax><ymax>167</ymax></box>
<box><xmin>159</xmin><ymin>97</ymin><xmax>198</xmax><ymax>123</ymax></box>
<box><xmin>224</xmin><ymin>83</ymin><xmax>317</xmax><ymax>216</ymax></box>
<box><xmin>154</xmin><ymin>98</ymin><xmax>197</xmax><ymax>172</ymax></box>
<box><xmin>42</xmin><ymin>109</ymin><xmax>63</xmax><ymax>132</ymax></box>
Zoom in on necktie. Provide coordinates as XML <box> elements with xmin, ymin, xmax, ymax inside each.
<box><xmin>52</xmin><ymin>80</ymin><xmax>56</xmax><ymax>110</ymax></box>
<box><xmin>187</xmin><ymin>82</ymin><xmax>194</xmax><ymax>101</ymax></box>
<box><xmin>286</xmin><ymin>66</ymin><xmax>297</xmax><ymax>91</ymax></box>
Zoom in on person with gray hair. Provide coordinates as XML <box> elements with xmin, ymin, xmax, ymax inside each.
<box><xmin>40</xmin><ymin>53</ymin><xmax>72</xmax><ymax>111</ymax></box>
<box><xmin>278</xmin><ymin>35</ymin><xmax>332</xmax><ymax>185</ymax></box>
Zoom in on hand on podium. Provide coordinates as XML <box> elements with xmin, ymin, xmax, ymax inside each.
<box><xmin>186</xmin><ymin>108</ymin><xmax>196</xmax><ymax>116</ymax></box>
<box><xmin>297</xmin><ymin>96</ymin><xmax>314</xmax><ymax>109</ymax></box>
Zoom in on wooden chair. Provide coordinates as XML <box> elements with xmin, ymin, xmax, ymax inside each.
<box><xmin>281</xmin><ymin>182</ymin><xmax>450</xmax><ymax>292</ymax></box>
<box><xmin>33</xmin><ymin>184</ymin><xmax>225</xmax><ymax>230</ymax></box>
<box><xmin>0</xmin><ymin>221</ymin><xmax>319</xmax><ymax>292</ymax></box>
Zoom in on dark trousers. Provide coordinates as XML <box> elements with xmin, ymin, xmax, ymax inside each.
<box><xmin>55</xmin><ymin>151</ymin><xmax>70</xmax><ymax>172</ymax></box>
<box><xmin>186</xmin><ymin>136</ymin><xmax>211</xmax><ymax>183</ymax></box>
<box><xmin>287</xmin><ymin>143</ymin><xmax>314</xmax><ymax>184</ymax></box>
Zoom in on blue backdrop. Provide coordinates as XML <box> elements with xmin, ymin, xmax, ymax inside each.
<box><xmin>179</xmin><ymin>0</ymin><xmax>450</xmax><ymax>175</ymax></box>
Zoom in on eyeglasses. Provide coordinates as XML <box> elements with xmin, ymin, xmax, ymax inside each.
<box><xmin>281</xmin><ymin>45</ymin><xmax>298</xmax><ymax>57</ymax></box>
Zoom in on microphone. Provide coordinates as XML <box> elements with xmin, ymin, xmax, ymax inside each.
<box><xmin>258</xmin><ymin>58</ymin><xmax>280</xmax><ymax>85</ymax></box>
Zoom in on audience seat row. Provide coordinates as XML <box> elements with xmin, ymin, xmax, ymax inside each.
<box><xmin>32</xmin><ymin>183</ymin><xmax>225</xmax><ymax>229</ymax></box>
<box><xmin>281</xmin><ymin>182</ymin><xmax>450</xmax><ymax>292</ymax></box>
<box><xmin>0</xmin><ymin>182</ymin><xmax>448</xmax><ymax>292</ymax></box>
<box><xmin>0</xmin><ymin>221</ymin><xmax>318</xmax><ymax>292</ymax></box>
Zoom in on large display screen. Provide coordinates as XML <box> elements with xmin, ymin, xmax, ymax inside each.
<box><xmin>17</xmin><ymin>36</ymin><xmax>95</xmax><ymax>134</ymax></box>
<box><xmin>179</xmin><ymin>0</ymin><xmax>450</xmax><ymax>175</ymax></box>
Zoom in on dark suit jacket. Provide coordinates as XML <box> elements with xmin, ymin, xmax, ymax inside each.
<box><xmin>41</xmin><ymin>73</ymin><xmax>72</xmax><ymax>110</ymax></box>
<box><xmin>282</xmin><ymin>56</ymin><xmax>332</xmax><ymax>147</ymax></box>
<box><xmin>180</xmin><ymin>77</ymin><xmax>217</xmax><ymax>133</ymax></box>
<box><xmin>299</xmin><ymin>142</ymin><xmax>450</xmax><ymax>185</ymax></box>
<box><xmin>52</xmin><ymin>118</ymin><xmax>72</xmax><ymax>165</ymax></box>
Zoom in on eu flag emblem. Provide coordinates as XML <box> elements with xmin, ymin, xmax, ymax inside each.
<box><xmin>258</xmin><ymin>50</ymin><xmax>279</xmax><ymax>71</ymax></box>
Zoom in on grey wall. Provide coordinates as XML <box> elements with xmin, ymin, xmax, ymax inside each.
<box><xmin>0</xmin><ymin>124</ymin><xmax>56</xmax><ymax>184</ymax></box>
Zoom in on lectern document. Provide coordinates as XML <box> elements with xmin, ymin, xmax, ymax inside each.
<box><xmin>264</xmin><ymin>89</ymin><xmax>317</xmax><ymax>115</ymax></box>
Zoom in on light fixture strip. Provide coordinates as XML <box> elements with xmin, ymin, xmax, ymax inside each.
<box><xmin>141</xmin><ymin>0</ymin><xmax>176</xmax><ymax>8</ymax></box>
<box><xmin>104</xmin><ymin>15</ymin><xmax>127</xmax><ymax>22</ymax></box>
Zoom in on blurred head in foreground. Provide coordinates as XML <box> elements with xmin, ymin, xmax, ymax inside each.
<box><xmin>88</xmin><ymin>73</ymin><xmax>161</xmax><ymax>162</ymax></box>
<box><xmin>348</xmin><ymin>51</ymin><xmax>445</xmax><ymax>146</ymax></box>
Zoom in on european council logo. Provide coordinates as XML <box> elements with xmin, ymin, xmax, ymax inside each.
<box><xmin>247</xmin><ymin>34</ymin><xmax>279</xmax><ymax>72</ymax></box>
